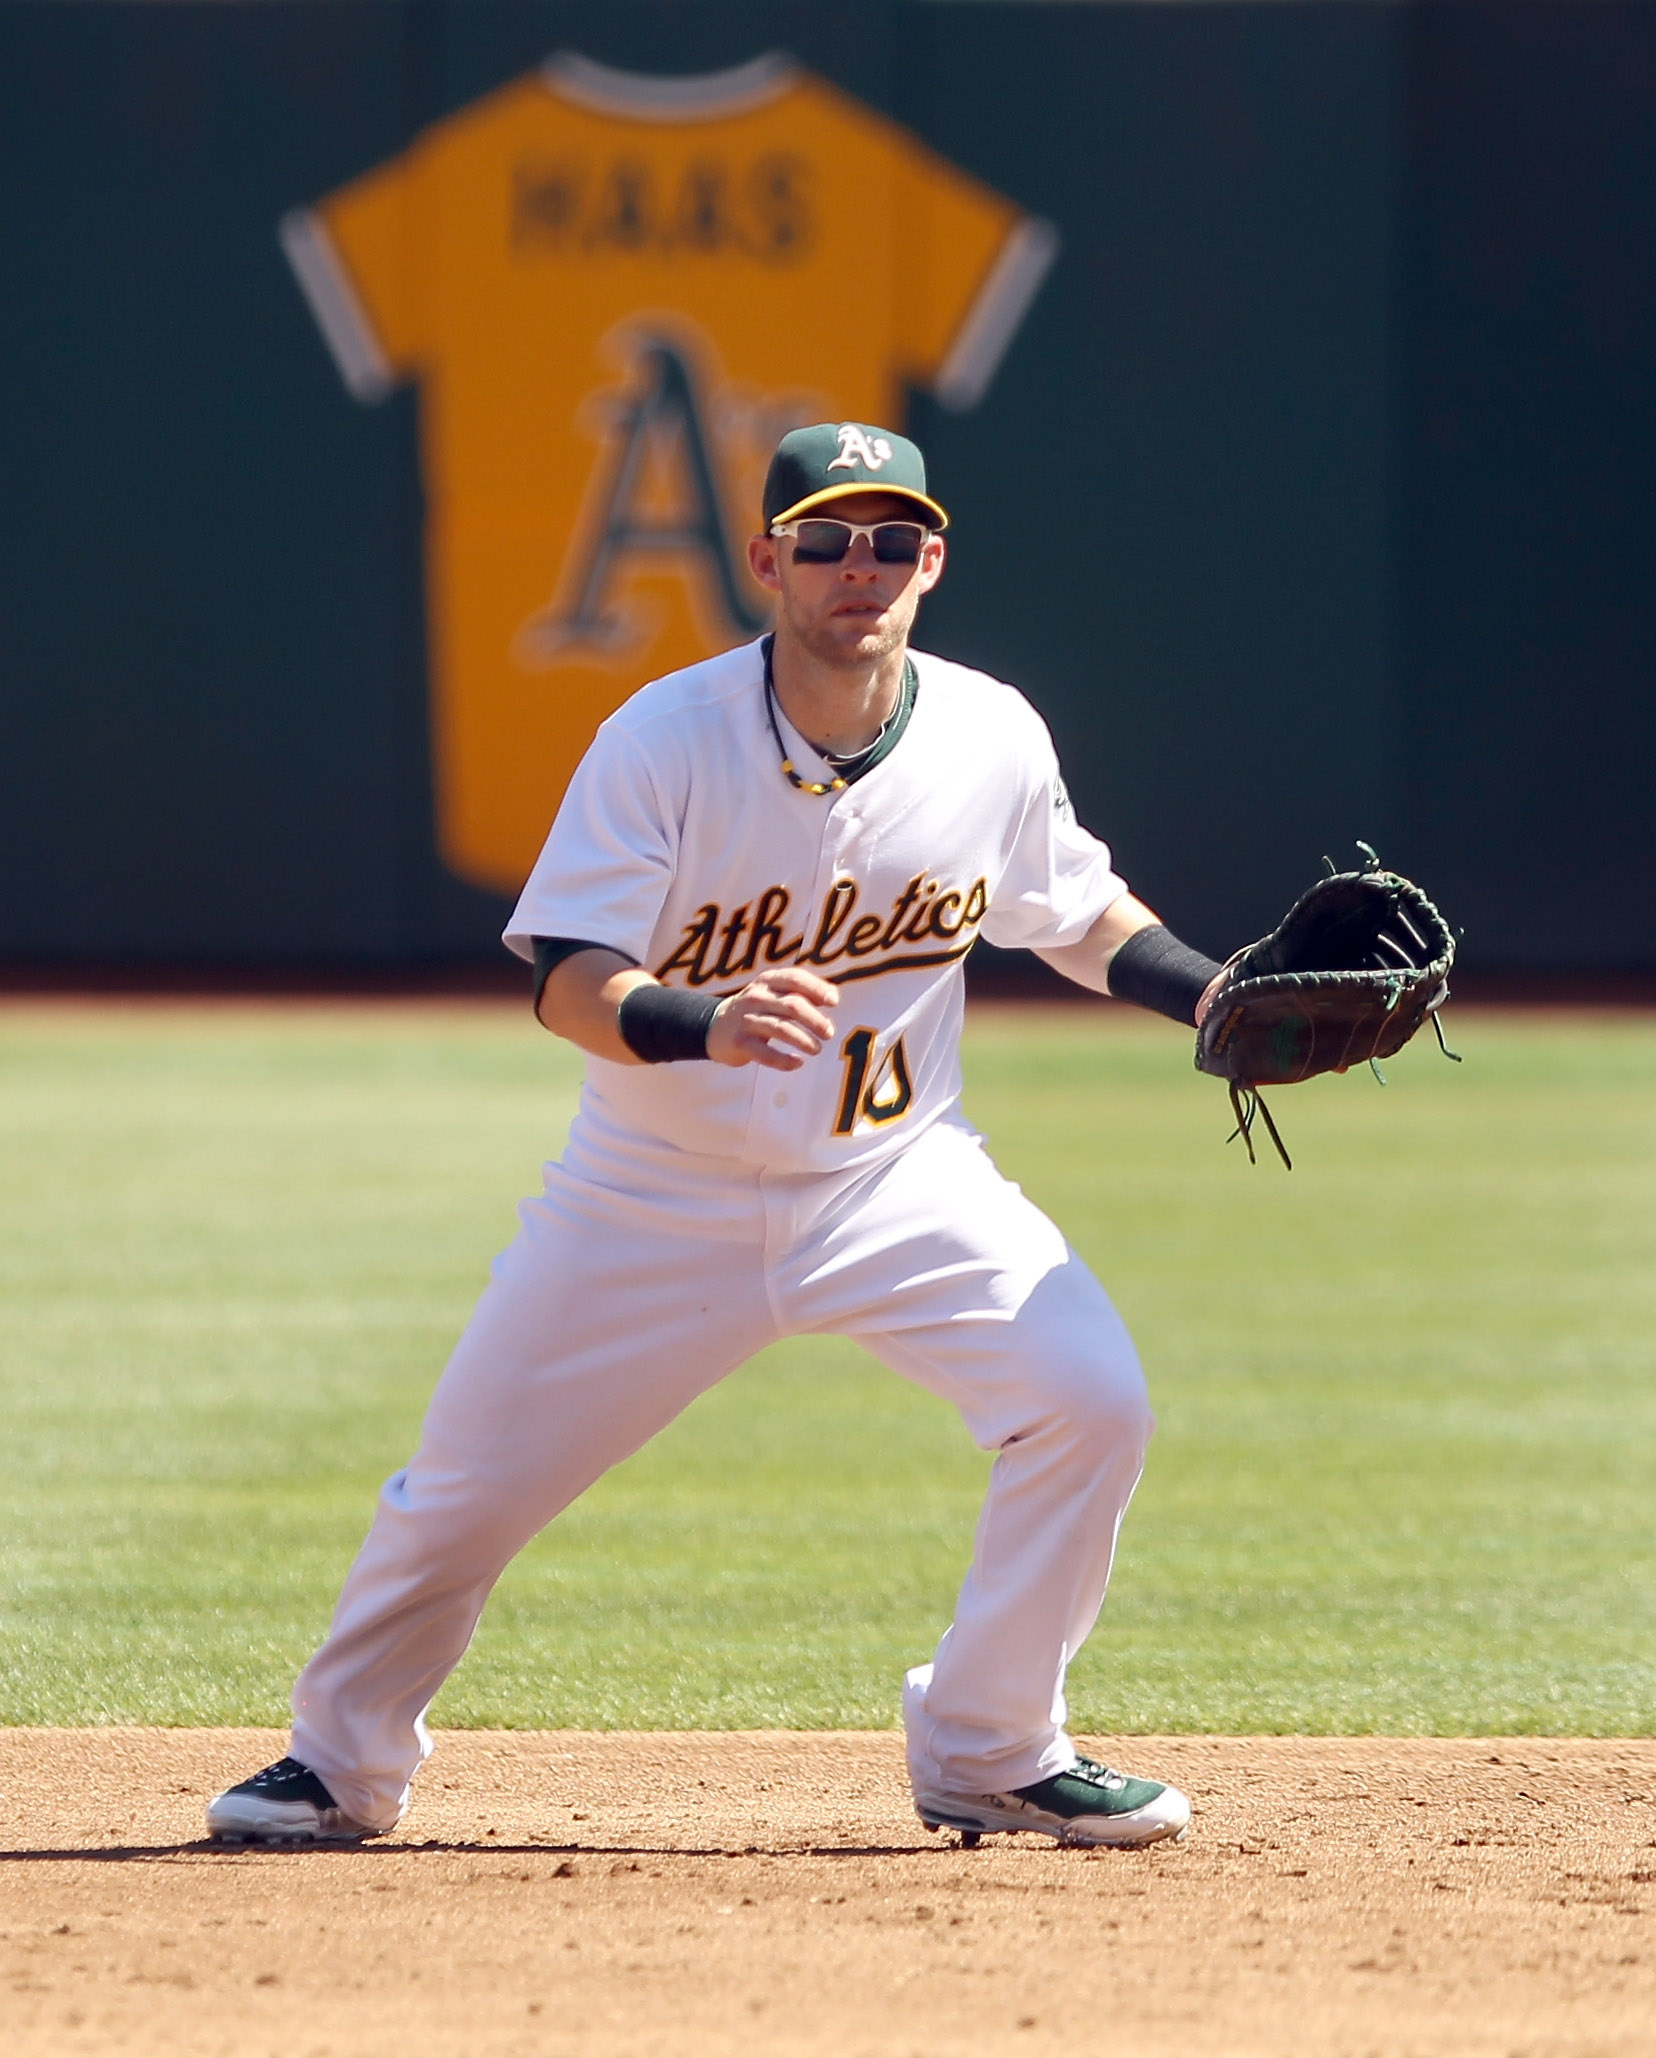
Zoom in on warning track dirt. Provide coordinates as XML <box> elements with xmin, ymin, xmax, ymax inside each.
<box><xmin>2</xmin><ymin>1729</ymin><xmax>1653</xmax><ymax>2057</ymax></box>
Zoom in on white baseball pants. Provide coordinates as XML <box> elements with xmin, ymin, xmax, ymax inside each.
<box><xmin>289</xmin><ymin>1112</ymin><xmax>1152</xmax><ymax>1831</ymax></box>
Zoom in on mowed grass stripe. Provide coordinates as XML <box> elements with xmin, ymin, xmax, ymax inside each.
<box><xmin>1</xmin><ymin>1001</ymin><xmax>1651</xmax><ymax>1733</ymax></box>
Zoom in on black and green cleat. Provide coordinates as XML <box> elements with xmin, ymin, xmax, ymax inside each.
<box><xmin>206</xmin><ymin>1757</ymin><xmax>380</xmax><ymax>1847</ymax></box>
<box><xmin>915</xmin><ymin>1754</ymin><xmax>1190</xmax><ymax>1849</ymax></box>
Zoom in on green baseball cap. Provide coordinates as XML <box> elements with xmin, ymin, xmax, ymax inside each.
<box><xmin>763</xmin><ymin>422</ymin><xmax>949</xmax><ymax>530</ymax></box>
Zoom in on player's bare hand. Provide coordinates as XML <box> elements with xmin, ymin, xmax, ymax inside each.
<box><xmin>1194</xmin><ymin>968</ymin><xmax>1229</xmax><ymax>1029</ymax></box>
<box><xmin>707</xmin><ymin>969</ymin><xmax>839</xmax><ymax>1071</ymax></box>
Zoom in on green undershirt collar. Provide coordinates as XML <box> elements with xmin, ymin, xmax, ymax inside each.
<box><xmin>761</xmin><ymin>633</ymin><xmax>918</xmax><ymax>790</ymax></box>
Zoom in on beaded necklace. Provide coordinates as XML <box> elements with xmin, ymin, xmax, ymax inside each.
<box><xmin>762</xmin><ymin>634</ymin><xmax>917</xmax><ymax>795</ymax></box>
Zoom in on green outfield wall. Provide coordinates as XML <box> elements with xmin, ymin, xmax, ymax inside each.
<box><xmin>2</xmin><ymin>1</ymin><xmax>1652</xmax><ymax>972</ymax></box>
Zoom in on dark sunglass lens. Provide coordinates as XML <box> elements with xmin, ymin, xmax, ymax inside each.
<box><xmin>871</xmin><ymin>523</ymin><xmax>926</xmax><ymax>563</ymax></box>
<box><xmin>791</xmin><ymin>521</ymin><xmax>852</xmax><ymax>562</ymax></box>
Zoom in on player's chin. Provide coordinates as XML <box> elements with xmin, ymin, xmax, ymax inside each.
<box><xmin>822</xmin><ymin>613</ymin><xmax>901</xmax><ymax>659</ymax></box>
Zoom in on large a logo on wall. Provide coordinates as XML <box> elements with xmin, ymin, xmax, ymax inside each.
<box><xmin>281</xmin><ymin>51</ymin><xmax>1057</xmax><ymax>894</ymax></box>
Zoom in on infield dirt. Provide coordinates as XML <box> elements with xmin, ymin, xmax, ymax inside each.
<box><xmin>2</xmin><ymin>1729</ymin><xmax>1652</xmax><ymax>2058</ymax></box>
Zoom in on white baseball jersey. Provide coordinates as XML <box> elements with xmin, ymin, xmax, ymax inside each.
<box><xmin>278</xmin><ymin>633</ymin><xmax>1158</xmax><ymax>1834</ymax></box>
<box><xmin>504</xmin><ymin>637</ymin><xmax>1127</xmax><ymax>1173</ymax></box>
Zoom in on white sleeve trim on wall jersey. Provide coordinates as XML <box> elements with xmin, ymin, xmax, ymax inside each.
<box><xmin>278</xmin><ymin>208</ymin><xmax>395</xmax><ymax>405</ymax></box>
<box><xmin>543</xmin><ymin>50</ymin><xmax>798</xmax><ymax>122</ymax></box>
<box><xmin>932</xmin><ymin>216</ymin><xmax>1062</xmax><ymax>414</ymax></box>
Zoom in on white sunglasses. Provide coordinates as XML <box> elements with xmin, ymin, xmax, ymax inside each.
<box><xmin>769</xmin><ymin>517</ymin><xmax>933</xmax><ymax>565</ymax></box>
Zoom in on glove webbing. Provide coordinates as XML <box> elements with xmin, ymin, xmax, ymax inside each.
<box><xmin>1226</xmin><ymin>1083</ymin><xmax>1293</xmax><ymax>1170</ymax></box>
<box><xmin>1226</xmin><ymin>1001</ymin><xmax>1461</xmax><ymax>1171</ymax></box>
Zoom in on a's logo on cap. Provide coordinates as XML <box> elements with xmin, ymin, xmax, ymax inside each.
<box><xmin>827</xmin><ymin>424</ymin><xmax>894</xmax><ymax>472</ymax></box>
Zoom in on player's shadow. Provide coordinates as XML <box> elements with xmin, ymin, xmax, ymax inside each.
<box><xmin>0</xmin><ymin>1837</ymin><xmax>934</xmax><ymax>1863</ymax></box>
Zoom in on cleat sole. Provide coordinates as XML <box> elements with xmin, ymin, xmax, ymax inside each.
<box><xmin>913</xmin><ymin>1778</ymin><xmax>1192</xmax><ymax>1852</ymax></box>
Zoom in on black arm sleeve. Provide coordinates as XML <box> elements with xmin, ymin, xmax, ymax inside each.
<box><xmin>530</xmin><ymin>936</ymin><xmax>632</xmax><ymax>1014</ymax></box>
<box><xmin>1105</xmin><ymin>924</ymin><xmax>1225</xmax><ymax>1027</ymax></box>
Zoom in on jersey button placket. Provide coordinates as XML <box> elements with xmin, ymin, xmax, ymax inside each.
<box><xmin>741</xmin><ymin>794</ymin><xmax>840</xmax><ymax>1162</ymax></box>
<box><xmin>762</xmin><ymin>796</ymin><xmax>854</xmax><ymax>1160</ymax></box>
<box><xmin>818</xmin><ymin>793</ymin><xmax>869</xmax><ymax>975</ymax></box>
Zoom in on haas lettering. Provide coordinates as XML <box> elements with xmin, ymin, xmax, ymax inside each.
<box><xmin>512</xmin><ymin>154</ymin><xmax>813</xmax><ymax>263</ymax></box>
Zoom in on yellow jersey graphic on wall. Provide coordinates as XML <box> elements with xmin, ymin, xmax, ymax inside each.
<box><xmin>281</xmin><ymin>51</ymin><xmax>1058</xmax><ymax>894</ymax></box>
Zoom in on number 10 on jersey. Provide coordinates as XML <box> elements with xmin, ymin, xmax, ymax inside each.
<box><xmin>833</xmin><ymin>1027</ymin><xmax>915</xmax><ymax>1135</ymax></box>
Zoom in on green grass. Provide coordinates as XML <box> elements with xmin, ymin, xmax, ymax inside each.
<box><xmin>1</xmin><ymin>1001</ymin><xmax>1652</xmax><ymax>1734</ymax></box>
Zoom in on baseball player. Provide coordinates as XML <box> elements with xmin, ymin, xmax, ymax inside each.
<box><xmin>208</xmin><ymin>422</ymin><xmax>1232</xmax><ymax>1851</ymax></box>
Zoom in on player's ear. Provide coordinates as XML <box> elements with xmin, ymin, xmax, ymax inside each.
<box><xmin>917</xmin><ymin>531</ymin><xmax>947</xmax><ymax>593</ymax></box>
<box><xmin>748</xmin><ymin>532</ymin><xmax>783</xmax><ymax>593</ymax></box>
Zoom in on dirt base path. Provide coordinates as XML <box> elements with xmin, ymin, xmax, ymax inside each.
<box><xmin>3</xmin><ymin>1730</ymin><xmax>1652</xmax><ymax>2058</ymax></box>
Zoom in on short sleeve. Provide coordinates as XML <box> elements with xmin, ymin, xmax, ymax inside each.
<box><xmin>502</xmin><ymin>724</ymin><xmax>678</xmax><ymax>965</ymax></box>
<box><xmin>978</xmin><ymin>732</ymin><xmax>1128</xmax><ymax>953</ymax></box>
<box><xmin>896</xmin><ymin>139</ymin><xmax>1039</xmax><ymax>408</ymax></box>
<box><xmin>314</xmin><ymin>148</ymin><xmax>429</xmax><ymax>378</ymax></box>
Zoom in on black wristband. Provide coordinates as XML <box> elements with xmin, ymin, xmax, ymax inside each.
<box><xmin>1106</xmin><ymin>924</ymin><xmax>1225</xmax><ymax>1027</ymax></box>
<box><xmin>617</xmin><ymin>983</ymin><xmax>724</xmax><ymax>1064</ymax></box>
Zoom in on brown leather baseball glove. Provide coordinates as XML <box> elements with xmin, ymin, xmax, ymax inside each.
<box><xmin>1195</xmin><ymin>846</ymin><xmax>1458</xmax><ymax>1166</ymax></box>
